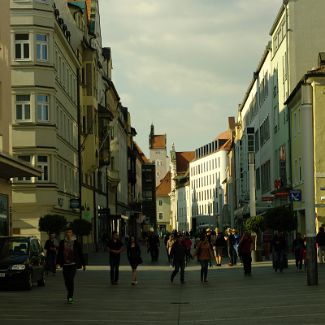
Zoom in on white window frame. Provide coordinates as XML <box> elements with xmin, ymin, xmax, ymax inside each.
<box><xmin>15</xmin><ymin>95</ymin><xmax>31</xmax><ymax>121</ymax></box>
<box><xmin>37</xmin><ymin>94</ymin><xmax>49</xmax><ymax>122</ymax></box>
<box><xmin>37</xmin><ymin>155</ymin><xmax>49</xmax><ymax>181</ymax></box>
<box><xmin>36</xmin><ymin>34</ymin><xmax>48</xmax><ymax>62</ymax></box>
<box><xmin>17</xmin><ymin>155</ymin><xmax>32</xmax><ymax>181</ymax></box>
<box><xmin>14</xmin><ymin>33</ymin><xmax>30</xmax><ymax>61</ymax></box>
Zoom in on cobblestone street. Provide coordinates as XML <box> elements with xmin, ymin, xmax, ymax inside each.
<box><xmin>1</xmin><ymin>246</ymin><xmax>325</xmax><ymax>324</ymax></box>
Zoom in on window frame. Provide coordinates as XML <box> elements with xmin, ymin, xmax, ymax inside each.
<box><xmin>36</xmin><ymin>94</ymin><xmax>49</xmax><ymax>122</ymax></box>
<box><xmin>37</xmin><ymin>155</ymin><xmax>49</xmax><ymax>182</ymax></box>
<box><xmin>36</xmin><ymin>33</ymin><xmax>48</xmax><ymax>62</ymax></box>
<box><xmin>15</xmin><ymin>94</ymin><xmax>31</xmax><ymax>122</ymax></box>
<box><xmin>14</xmin><ymin>33</ymin><xmax>30</xmax><ymax>61</ymax></box>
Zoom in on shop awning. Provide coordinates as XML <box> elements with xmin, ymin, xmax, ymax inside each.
<box><xmin>0</xmin><ymin>152</ymin><xmax>41</xmax><ymax>179</ymax></box>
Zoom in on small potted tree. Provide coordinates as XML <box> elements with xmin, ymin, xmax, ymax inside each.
<box><xmin>38</xmin><ymin>214</ymin><xmax>67</xmax><ymax>237</ymax></box>
<box><xmin>244</xmin><ymin>215</ymin><xmax>265</xmax><ymax>262</ymax></box>
<box><xmin>70</xmin><ymin>219</ymin><xmax>92</xmax><ymax>264</ymax></box>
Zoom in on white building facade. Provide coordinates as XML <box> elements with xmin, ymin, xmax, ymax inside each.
<box><xmin>190</xmin><ymin>136</ymin><xmax>229</xmax><ymax>230</ymax></box>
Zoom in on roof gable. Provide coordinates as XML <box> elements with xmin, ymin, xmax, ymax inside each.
<box><xmin>156</xmin><ymin>171</ymin><xmax>171</xmax><ymax>196</ymax></box>
<box><xmin>151</xmin><ymin>135</ymin><xmax>166</xmax><ymax>149</ymax></box>
<box><xmin>176</xmin><ymin>151</ymin><xmax>195</xmax><ymax>173</ymax></box>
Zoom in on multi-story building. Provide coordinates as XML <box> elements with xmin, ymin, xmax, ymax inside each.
<box><xmin>0</xmin><ymin>0</ymin><xmax>40</xmax><ymax>236</ymax></box>
<box><xmin>10</xmin><ymin>0</ymin><xmax>81</xmax><ymax>240</ymax></box>
<box><xmin>270</xmin><ymin>0</ymin><xmax>325</xmax><ymax>204</ymax></box>
<box><xmin>128</xmin><ymin>142</ymin><xmax>147</xmax><ymax>239</ymax></box>
<box><xmin>112</xmin><ymin>104</ymin><xmax>130</xmax><ymax>235</ymax></box>
<box><xmin>233</xmin><ymin>0</ymin><xmax>325</xmax><ymax>227</ymax></box>
<box><xmin>149</xmin><ymin>124</ymin><xmax>170</xmax><ymax>186</ymax></box>
<box><xmin>287</xmin><ymin>62</ymin><xmax>325</xmax><ymax>233</ymax></box>
<box><xmin>142</xmin><ymin>162</ymin><xmax>156</xmax><ymax>231</ymax></box>
<box><xmin>156</xmin><ymin>171</ymin><xmax>171</xmax><ymax>234</ymax></box>
<box><xmin>189</xmin><ymin>131</ymin><xmax>231</xmax><ymax>231</ymax></box>
<box><xmin>234</xmin><ymin>45</ymin><xmax>274</xmax><ymax>227</ymax></box>
<box><xmin>170</xmin><ymin>145</ymin><xmax>195</xmax><ymax>231</ymax></box>
<box><xmin>76</xmin><ymin>0</ymin><xmax>102</xmax><ymax>246</ymax></box>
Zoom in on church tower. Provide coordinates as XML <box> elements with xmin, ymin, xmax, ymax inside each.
<box><xmin>149</xmin><ymin>124</ymin><xmax>170</xmax><ymax>186</ymax></box>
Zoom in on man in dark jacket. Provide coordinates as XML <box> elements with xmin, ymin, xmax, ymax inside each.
<box><xmin>170</xmin><ymin>235</ymin><xmax>187</xmax><ymax>284</ymax></box>
<box><xmin>57</xmin><ymin>227</ymin><xmax>86</xmax><ymax>304</ymax></box>
<box><xmin>147</xmin><ymin>230</ymin><xmax>160</xmax><ymax>262</ymax></box>
<box><xmin>316</xmin><ymin>226</ymin><xmax>325</xmax><ymax>263</ymax></box>
<box><xmin>107</xmin><ymin>231</ymin><xmax>125</xmax><ymax>285</ymax></box>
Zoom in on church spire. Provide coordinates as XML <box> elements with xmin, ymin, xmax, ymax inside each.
<box><xmin>149</xmin><ymin>123</ymin><xmax>154</xmax><ymax>148</ymax></box>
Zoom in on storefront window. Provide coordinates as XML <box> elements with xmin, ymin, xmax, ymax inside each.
<box><xmin>0</xmin><ymin>194</ymin><xmax>9</xmax><ymax>236</ymax></box>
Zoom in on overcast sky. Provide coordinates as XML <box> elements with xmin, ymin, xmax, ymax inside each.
<box><xmin>99</xmin><ymin>0</ymin><xmax>283</xmax><ymax>157</ymax></box>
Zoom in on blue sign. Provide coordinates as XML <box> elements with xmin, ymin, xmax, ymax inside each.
<box><xmin>289</xmin><ymin>190</ymin><xmax>302</xmax><ymax>201</ymax></box>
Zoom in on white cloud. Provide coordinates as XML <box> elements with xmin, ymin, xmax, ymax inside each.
<box><xmin>99</xmin><ymin>0</ymin><xmax>283</xmax><ymax>155</ymax></box>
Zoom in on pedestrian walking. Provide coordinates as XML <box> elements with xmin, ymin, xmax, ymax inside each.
<box><xmin>226</xmin><ymin>228</ymin><xmax>236</xmax><ymax>266</ymax></box>
<box><xmin>194</xmin><ymin>233</ymin><xmax>214</xmax><ymax>283</ymax></box>
<box><xmin>56</xmin><ymin>227</ymin><xmax>86</xmax><ymax>304</ymax></box>
<box><xmin>147</xmin><ymin>229</ymin><xmax>160</xmax><ymax>262</ymax></box>
<box><xmin>271</xmin><ymin>232</ymin><xmax>287</xmax><ymax>272</ymax></box>
<box><xmin>233</xmin><ymin>229</ymin><xmax>241</xmax><ymax>264</ymax></box>
<box><xmin>238</xmin><ymin>232</ymin><xmax>253</xmax><ymax>276</ymax></box>
<box><xmin>214</xmin><ymin>230</ymin><xmax>226</xmax><ymax>266</ymax></box>
<box><xmin>263</xmin><ymin>228</ymin><xmax>273</xmax><ymax>260</ymax></box>
<box><xmin>170</xmin><ymin>234</ymin><xmax>187</xmax><ymax>284</ymax></box>
<box><xmin>292</xmin><ymin>233</ymin><xmax>305</xmax><ymax>271</ymax></box>
<box><xmin>44</xmin><ymin>232</ymin><xmax>58</xmax><ymax>275</ymax></box>
<box><xmin>316</xmin><ymin>226</ymin><xmax>325</xmax><ymax>263</ymax></box>
<box><xmin>166</xmin><ymin>234</ymin><xmax>175</xmax><ymax>266</ymax></box>
<box><xmin>183</xmin><ymin>232</ymin><xmax>192</xmax><ymax>265</ymax></box>
<box><xmin>127</xmin><ymin>235</ymin><xmax>142</xmax><ymax>285</ymax></box>
<box><xmin>107</xmin><ymin>231</ymin><xmax>125</xmax><ymax>285</ymax></box>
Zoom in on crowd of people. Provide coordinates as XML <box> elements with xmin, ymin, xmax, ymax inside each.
<box><xmin>41</xmin><ymin>225</ymin><xmax>325</xmax><ymax>304</ymax></box>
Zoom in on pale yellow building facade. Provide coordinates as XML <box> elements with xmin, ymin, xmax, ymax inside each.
<box><xmin>10</xmin><ymin>0</ymin><xmax>80</xmax><ymax>241</ymax></box>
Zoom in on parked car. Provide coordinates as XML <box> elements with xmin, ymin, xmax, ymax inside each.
<box><xmin>0</xmin><ymin>236</ymin><xmax>46</xmax><ymax>290</ymax></box>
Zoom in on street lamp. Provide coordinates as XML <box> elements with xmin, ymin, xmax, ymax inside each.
<box><xmin>301</xmin><ymin>83</ymin><xmax>318</xmax><ymax>285</ymax></box>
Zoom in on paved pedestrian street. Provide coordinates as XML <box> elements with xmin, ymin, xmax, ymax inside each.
<box><xmin>1</xmin><ymin>250</ymin><xmax>325</xmax><ymax>325</ymax></box>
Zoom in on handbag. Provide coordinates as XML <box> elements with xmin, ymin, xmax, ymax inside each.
<box><xmin>137</xmin><ymin>256</ymin><xmax>143</xmax><ymax>264</ymax></box>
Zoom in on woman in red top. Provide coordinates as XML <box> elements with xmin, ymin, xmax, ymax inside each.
<box><xmin>193</xmin><ymin>234</ymin><xmax>214</xmax><ymax>283</ymax></box>
<box><xmin>238</xmin><ymin>232</ymin><xmax>253</xmax><ymax>276</ymax></box>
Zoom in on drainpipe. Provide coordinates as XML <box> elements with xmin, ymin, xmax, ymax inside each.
<box><xmin>77</xmin><ymin>68</ymin><xmax>82</xmax><ymax>220</ymax></box>
<box><xmin>93</xmin><ymin>171</ymin><xmax>98</xmax><ymax>251</ymax></box>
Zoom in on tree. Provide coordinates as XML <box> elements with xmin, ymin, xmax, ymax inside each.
<box><xmin>70</xmin><ymin>219</ymin><xmax>92</xmax><ymax>237</ymax></box>
<box><xmin>70</xmin><ymin>219</ymin><xmax>92</xmax><ymax>258</ymax></box>
<box><xmin>244</xmin><ymin>215</ymin><xmax>265</xmax><ymax>233</ymax></box>
<box><xmin>264</xmin><ymin>206</ymin><xmax>296</xmax><ymax>232</ymax></box>
<box><xmin>38</xmin><ymin>214</ymin><xmax>67</xmax><ymax>234</ymax></box>
<box><xmin>244</xmin><ymin>215</ymin><xmax>265</xmax><ymax>261</ymax></box>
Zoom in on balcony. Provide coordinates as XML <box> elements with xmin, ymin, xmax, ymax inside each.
<box><xmin>107</xmin><ymin>169</ymin><xmax>119</xmax><ymax>186</ymax></box>
<box><xmin>99</xmin><ymin>148</ymin><xmax>110</xmax><ymax>167</ymax></box>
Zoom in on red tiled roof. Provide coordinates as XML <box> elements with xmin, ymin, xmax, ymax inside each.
<box><xmin>151</xmin><ymin>135</ymin><xmax>166</xmax><ymax>149</ymax></box>
<box><xmin>156</xmin><ymin>171</ymin><xmax>171</xmax><ymax>196</ymax></box>
<box><xmin>176</xmin><ymin>151</ymin><xmax>195</xmax><ymax>173</ymax></box>
<box><xmin>134</xmin><ymin>142</ymin><xmax>149</xmax><ymax>163</ymax></box>
<box><xmin>219</xmin><ymin>138</ymin><xmax>232</xmax><ymax>151</ymax></box>
<box><xmin>216</xmin><ymin>130</ymin><xmax>231</xmax><ymax>141</ymax></box>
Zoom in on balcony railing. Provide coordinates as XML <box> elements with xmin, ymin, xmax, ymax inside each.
<box><xmin>107</xmin><ymin>169</ymin><xmax>119</xmax><ymax>185</ymax></box>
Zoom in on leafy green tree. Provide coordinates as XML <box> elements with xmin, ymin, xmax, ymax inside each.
<box><xmin>264</xmin><ymin>206</ymin><xmax>296</xmax><ymax>232</ymax></box>
<box><xmin>38</xmin><ymin>214</ymin><xmax>67</xmax><ymax>234</ymax></box>
<box><xmin>244</xmin><ymin>215</ymin><xmax>265</xmax><ymax>233</ymax></box>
